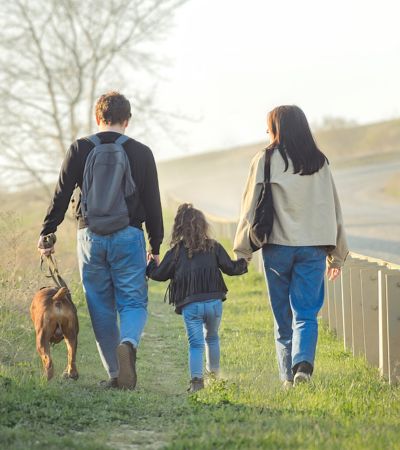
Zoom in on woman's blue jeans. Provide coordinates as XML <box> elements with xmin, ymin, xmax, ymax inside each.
<box><xmin>77</xmin><ymin>226</ymin><xmax>148</xmax><ymax>378</ymax></box>
<box><xmin>262</xmin><ymin>244</ymin><xmax>326</xmax><ymax>381</ymax></box>
<box><xmin>182</xmin><ymin>299</ymin><xmax>223</xmax><ymax>379</ymax></box>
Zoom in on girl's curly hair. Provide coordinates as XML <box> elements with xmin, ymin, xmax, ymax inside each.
<box><xmin>170</xmin><ymin>203</ymin><xmax>214</xmax><ymax>258</ymax></box>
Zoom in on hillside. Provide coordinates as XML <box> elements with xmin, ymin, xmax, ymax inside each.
<box><xmin>315</xmin><ymin>118</ymin><xmax>400</xmax><ymax>159</ymax></box>
<box><xmin>158</xmin><ymin>118</ymin><xmax>400</xmax><ymax>193</ymax></box>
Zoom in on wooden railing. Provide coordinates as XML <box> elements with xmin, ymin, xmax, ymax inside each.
<box><xmin>165</xmin><ymin>193</ymin><xmax>400</xmax><ymax>384</ymax></box>
<box><xmin>321</xmin><ymin>252</ymin><xmax>400</xmax><ymax>384</ymax></box>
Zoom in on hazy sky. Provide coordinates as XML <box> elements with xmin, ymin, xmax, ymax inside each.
<box><xmin>138</xmin><ymin>0</ymin><xmax>400</xmax><ymax>159</ymax></box>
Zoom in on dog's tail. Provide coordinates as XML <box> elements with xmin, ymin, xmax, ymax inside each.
<box><xmin>52</xmin><ymin>287</ymin><xmax>69</xmax><ymax>306</ymax></box>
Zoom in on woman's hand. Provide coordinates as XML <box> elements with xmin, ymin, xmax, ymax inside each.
<box><xmin>327</xmin><ymin>267</ymin><xmax>341</xmax><ymax>281</ymax></box>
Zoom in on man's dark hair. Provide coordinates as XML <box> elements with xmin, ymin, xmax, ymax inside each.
<box><xmin>95</xmin><ymin>91</ymin><xmax>132</xmax><ymax>125</ymax></box>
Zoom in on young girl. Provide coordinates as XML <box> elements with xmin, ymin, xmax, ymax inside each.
<box><xmin>147</xmin><ymin>203</ymin><xmax>248</xmax><ymax>393</ymax></box>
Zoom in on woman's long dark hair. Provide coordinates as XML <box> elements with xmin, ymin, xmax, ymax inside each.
<box><xmin>170</xmin><ymin>203</ymin><xmax>214</xmax><ymax>258</ymax></box>
<box><xmin>267</xmin><ymin>105</ymin><xmax>328</xmax><ymax>175</ymax></box>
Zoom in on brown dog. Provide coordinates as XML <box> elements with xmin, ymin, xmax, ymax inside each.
<box><xmin>30</xmin><ymin>286</ymin><xmax>79</xmax><ymax>380</ymax></box>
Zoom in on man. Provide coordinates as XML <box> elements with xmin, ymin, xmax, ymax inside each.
<box><xmin>38</xmin><ymin>91</ymin><xmax>163</xmax><ymax>389</ymax></box>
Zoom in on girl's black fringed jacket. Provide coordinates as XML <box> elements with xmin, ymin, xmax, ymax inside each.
<box><xmin>146</xmin><ymin>241</ymin><xmax>248</xmax><ymax>314</ymax></box>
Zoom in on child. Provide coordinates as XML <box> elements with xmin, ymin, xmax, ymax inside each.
<box><xmin>147</xmin><ymin>203</ymin><xmax>248</xmax><ymax>393</ymax></box>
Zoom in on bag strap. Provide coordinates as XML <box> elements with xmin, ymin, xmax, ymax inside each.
<box><xmin>85</xmin><ymin>134</ymin><xmax>129</xmax><ymax>147</ymax></box>
<box><xmin>264</xmin><ymin>149</ymin><xmax>273</xmax><ymax>183</ymax></box>
<box><xmin>86</xmin><ymin>134</ymin><xmax>101</xmax><ymax>146</ymax></box>
<box><xmin>115</xmin><ymin>135</ymin><xmax>130</xmax><ymax>146</ymax></box>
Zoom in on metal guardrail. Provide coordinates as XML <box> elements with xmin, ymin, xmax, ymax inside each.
<box><xmin>165</xmin><ymin>193</ymin><xmax>400</xmax><ymax>384</ymax></box>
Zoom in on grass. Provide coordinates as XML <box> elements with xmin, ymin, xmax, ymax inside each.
<box><xmin>2</xmin><ymin>257</ymin><xmax>400</xmax><ymax>449</ymax></box>
<box><xmin>1</xmin><ymin>209</ymin><xmax>400</xmax><ymax>449</ymax></box>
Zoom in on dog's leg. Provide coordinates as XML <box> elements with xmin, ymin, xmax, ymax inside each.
<box><xmin>63</xmin><ymin>326</ymin><xmax>78</xmax><ymax>380</ymax></box>
<box><xmin>36</xmin><ymin>329</ymin><xmax>54</xmax><ymax>381</ymax></box>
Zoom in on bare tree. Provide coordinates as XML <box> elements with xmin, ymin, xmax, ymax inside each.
<box><xmin>0</xmin><ymin>0</ymin><xmax>187</xmax><ymax>195</ymax></box>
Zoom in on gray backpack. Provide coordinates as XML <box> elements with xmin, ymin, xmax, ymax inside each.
<box><xmin>81</xmin><ymin>134</ymin><xmax>136</xmax><ymax>235</ymax></box>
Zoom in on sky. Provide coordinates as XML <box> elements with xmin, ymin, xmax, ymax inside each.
<box><xmin>139</xmin><ymin>0</ymin><xmax>400</xmax><ymax>160</ymax></box>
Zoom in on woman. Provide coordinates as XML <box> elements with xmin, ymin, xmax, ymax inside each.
<box><xmin>234</xmin><ymin>105</ymin><xmax>348</xmax><ymax>387</ymax></box>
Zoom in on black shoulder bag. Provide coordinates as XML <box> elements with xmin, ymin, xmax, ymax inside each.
<box><xmin>249</xmin><ymin>149</ymin><xmax>274</xmax><ymax>252</ymax></box>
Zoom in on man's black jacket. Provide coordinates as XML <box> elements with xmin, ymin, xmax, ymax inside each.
<box><xmin>41</xmin><ymin>131</ymin><xmax>164</xmax><ymax>254</ymax></box>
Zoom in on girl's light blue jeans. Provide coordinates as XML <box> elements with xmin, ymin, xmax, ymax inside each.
<box><xmin>182</xmin><ymin>299</ymin><xmax>223</xmax><ymax>379</ymax></box>
<box><xmin>262</xmin><ymin>244</ymin><xmax>326</xmax><ymax>381</ymax></box>
<box><xmin>77</xmin><ymin>226</ymin><xmax>148</xmax><ymax>378</ymax></box>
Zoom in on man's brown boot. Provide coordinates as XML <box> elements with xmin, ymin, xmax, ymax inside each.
<box><xmin>117</xmin><ymin>341</ymin><xmax>137</xmax><ymax>390</ymax></box>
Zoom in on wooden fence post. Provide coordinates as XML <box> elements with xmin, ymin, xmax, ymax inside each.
<box><xmin>320</xmin><ymin>279</ymin><xmax>329</xmax><ymax>322</ymax></box>
<box><xmin>386</xmin><ymin>273</ymin><xmax>400</xmax><ymax>385</ymax></box>
<box><xmin>350</xmin><ymin>262</ymin><xmax>370</xmax><ymax>357</ymax></box>
<box><xmin>341</xmin><ymin>264</ymin><xmax>352</xmax><ymax>351</ymax></box>
<box><xmin>360</xmin><ymin>268</ymin><xmax>380</xmax><ymax>367</ymax></box>
<box><xmin>333</xmin><ymin>275</ymin><xmax>344</xmax><ymax>340</ymax></box>
<box><xmin>378</xmin><ymin>269</ymin><xmax>390</xmax><ymax>379</ymax></box>
<box><xmin>327</xmin><ymin>279</ymin><xmax>336</xmax><ymax>333</ymax></box>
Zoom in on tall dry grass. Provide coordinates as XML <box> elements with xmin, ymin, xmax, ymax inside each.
<box><xmin>0</xmin><ymin>196</ymin><xmax>79</xmax><ymax>368</ymax></box>
<box><xmin>0</xmin><ymin>210</ymin><xmax>42</xmax><ymax>365</ymax></box>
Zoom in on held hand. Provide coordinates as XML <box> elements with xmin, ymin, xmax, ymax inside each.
<box><xmin>147</xmin><ymin>252</ymin><xmax>160</xmax><ymax>266</ymax></box>
<box><xmin>37</xmin><ymin>236</ymin><xmax>55</xmax><ymax>256</ymax></box>
<box><xmin>327</xmin><ymin>267</ymin><xmax>341</xmax><ymax>281</ymax></box>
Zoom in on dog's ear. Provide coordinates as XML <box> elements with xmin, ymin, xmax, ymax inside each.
<box><xmin>52</xmin><ymin>287</ymin><xmax>69</xmax><ymax>301</ymax></box>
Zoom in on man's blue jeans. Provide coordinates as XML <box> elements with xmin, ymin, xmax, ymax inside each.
<box><xmin>182</xmin><ymin>299</ymin><xmax>223</xmax><ymax>379</ymax></box>
<box><xmin>262</xmin><ymin>244</ymin><xmax>326</xmax><ymax>381</ymax></box>
<box><xmin>77</xmin><ymin>226</ymin><xmax>148</xmax><ymax>378</ymax></box>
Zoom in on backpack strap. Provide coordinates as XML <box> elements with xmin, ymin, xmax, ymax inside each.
<box><xmin>86</xmin><ymin>134</ymin><xmax>101</xmax><ymax>146</ymax></box>
<box><xmin>115</xmin><ymin>135</ymin><xmax>130</xmax><ymax>146</ymax></box>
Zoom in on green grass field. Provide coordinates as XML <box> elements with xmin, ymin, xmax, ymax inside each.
<box><xmin>1</xmin><ymin>225</ymin><xmax>400</xmax><ymax>449</ymax></box>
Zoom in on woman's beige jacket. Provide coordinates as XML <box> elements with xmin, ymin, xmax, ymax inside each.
<box><xmin>233</xmin><ymin>149</ymin><xmax>348</xmax><ymax>268</ymax></box>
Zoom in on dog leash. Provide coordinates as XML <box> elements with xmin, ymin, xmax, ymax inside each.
<box><xmin>40</xmin><ymin>252</ymin><xmax>77</xmax><ymax>313</ymax></box>
<box><xmin>40</xmin><ymin>254</ymin><xmax>69</xmax><ymax>290</ymax></box>
<box><xmin>39</xmin><ymin>233</ymin><xmax>68</xmax><ymax>290</ymax></box>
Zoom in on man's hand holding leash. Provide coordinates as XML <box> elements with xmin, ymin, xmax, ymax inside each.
<box><xmin>37</xmin><ymin>233</ymin><xmax>56</xmax><ymax>257</ymax></box>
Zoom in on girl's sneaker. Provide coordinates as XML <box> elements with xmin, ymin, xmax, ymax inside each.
<box><xmin>187</xmin><ymin>377</ymin><xmax>204</xmax><ymax>393</ymax></box>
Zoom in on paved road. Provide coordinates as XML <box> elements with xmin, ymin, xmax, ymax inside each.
<box><xmin>333</xmin><ymin>160</ymin><xmax>400</xmax><ymax>264</ymax></box>
<box><xmin>159</xmin><ymin>154</ymin><xmax>400</xmax><ymax>265</ymax></box>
